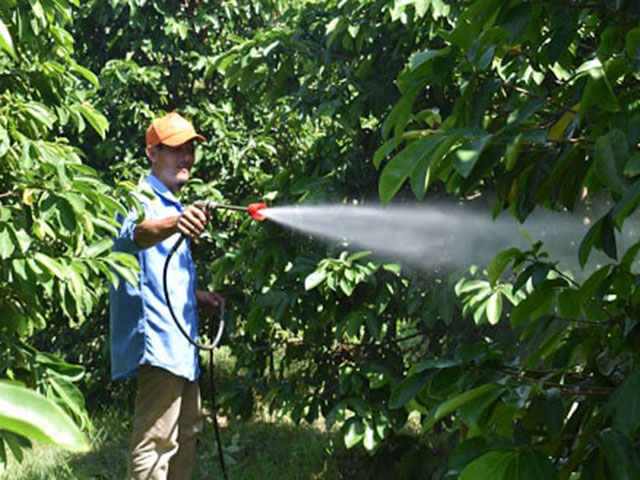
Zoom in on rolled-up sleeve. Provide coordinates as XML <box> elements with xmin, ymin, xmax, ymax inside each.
<box><xmin>113</xmin><ymin>199</ymin><xmax>149</xmax><ymax>255</ymax></box>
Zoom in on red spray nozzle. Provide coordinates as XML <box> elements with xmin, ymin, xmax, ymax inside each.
<box><xmin>248</xmin><ymin>203</ymin><xmax>267</xmax><ymax>221</ymax></box>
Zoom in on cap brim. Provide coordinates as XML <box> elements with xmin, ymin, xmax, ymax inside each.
<box><xmin>161</xmin><ymin>131</ymin><xmax>206</xmax><ymax>147</ymax></box>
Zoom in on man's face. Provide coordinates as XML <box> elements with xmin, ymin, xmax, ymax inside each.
<box><xmin>147</xmin><ymin>141</ymin><xmax>195</xmax><ymax>192</ymax></box>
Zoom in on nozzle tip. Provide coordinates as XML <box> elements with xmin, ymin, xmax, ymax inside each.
<box><xmin>248</xmin><ymin>203</ymin><xmax>267</xmax><ymax>221</ymax></box>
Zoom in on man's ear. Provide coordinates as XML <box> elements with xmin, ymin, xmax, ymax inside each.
<box><xmin>146</xmin><ymin>145</ymin><xmax>155</xmax><ymax>163</ymax></box>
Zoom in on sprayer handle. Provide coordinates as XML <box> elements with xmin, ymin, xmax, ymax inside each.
<box><xmin>194</xmin><ymin>200</ymin><xmax>218</xmax><ymax>213</ymax></box>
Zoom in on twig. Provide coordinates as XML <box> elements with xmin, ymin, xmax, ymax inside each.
<box><xmin>529</xmin><ymin>0</ymin><xmax>606</xmax><ymax>9</ymax></box>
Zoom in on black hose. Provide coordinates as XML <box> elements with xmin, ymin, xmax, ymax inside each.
<box><xmin>163</xmin><ymin>234</ymin><xmax>229</xmax><ymax>480</ymax></box>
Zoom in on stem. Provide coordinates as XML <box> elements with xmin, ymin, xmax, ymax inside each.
<box><xmin>530</xmin><ymin>0</ymin><xmax>606</xmax><ymax>9</ymax></box>
<box><xmin>549</xmin><ymin>265</ymin><xmax>581</xmax><ymax>289</ymax></box>
<box><xmin>509</xmin><ymin>372</ymin><xmax>614</xmax><ymax>395</ymax></box>
<box><xmin>549</xmin><ymin>314</ymin><xmax>609</xmax><ymax>327</ymax></box>
<box><xmin>559</xmin><ymin>409</ymin><xmax>604</xmax><ymax>480</ymax></box>
<box><xmin>512</xmin><ymin>86</ymin><xmax>580</xmax><ymax>116</ymax></box>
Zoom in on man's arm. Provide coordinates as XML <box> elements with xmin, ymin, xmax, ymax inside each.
<box><xmin>134</xmin><ymin>205</ymin><xmax>208</xmax><ymax>248</ymax></box>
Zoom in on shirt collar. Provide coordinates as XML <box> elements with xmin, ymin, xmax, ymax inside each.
<box><xmin>145</xmin><ymin>173</ymin><xmax>181</xmax><ymax>205</ymax></box>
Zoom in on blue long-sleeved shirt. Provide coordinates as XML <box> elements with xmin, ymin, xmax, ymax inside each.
<box><xmin>109</xmin><ymin>173</ymin><xmax>200</xmax><ymax>381</ymax></box>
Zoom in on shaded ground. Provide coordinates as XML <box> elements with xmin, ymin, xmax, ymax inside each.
<box><xmin>4</xmin><ymin>408</ymin><xmax>360</xmax><ymax>480</ymax></box>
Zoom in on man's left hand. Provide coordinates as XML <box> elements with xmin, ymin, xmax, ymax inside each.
<box><xmin>195</xmin><ymin>290</ymin><xmax>226</xmax><ymax>313</ymax></box>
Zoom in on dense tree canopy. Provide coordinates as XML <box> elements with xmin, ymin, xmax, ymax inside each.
<box><xmin>2</xmin><ymin>0</ymin><xmax>640</xmax><ymax>478</ymax></box>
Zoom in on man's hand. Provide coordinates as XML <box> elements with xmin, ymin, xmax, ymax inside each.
<box><xmin>195</xmin><ymin>290</ymin><xmax>226</xmax><ymax>314</ymax></box>
<box><xmin>175</xmin><ymin>204</ymin><xmax>209</xmax><ymax>239</ymax></box>
<box><xmin>134</xmin><ymin>204</ymin><xmax>210</xmax><ymax>248</ymax></box>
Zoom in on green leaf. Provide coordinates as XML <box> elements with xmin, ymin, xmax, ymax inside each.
<box><xmin>612</xmin><ymin>178</ymin><xmax>640</xmax><ymax>229</ymax></box>
<box><xmin>71</xmin><ymin>63</ymin><xmax>100</xmax><ymax>89</ymax></box>
<box><xmin>34</xmin><ymin>253</ymin><xmax>67</xmax><ymax>279</ymax></box>
<box><xmin>601</xmin><ymin>212</ymin><xmax>617</xmax><ymax>260</ymax></box>
<box><xmin>599</xmin><ymin>428</ymin><xmax>640</xmax><ymax>480</ymax></box>
<box><xmin>460</xmin><ymin>448</ymin><xmax>556</xmax><ymax>480</ymax></box>
<box><xmin>381</xmin><ymin>86</ymin><xmax>420</xmax><ymax>140</ymax></box>
<box><xmin>373</xmin><ymin>137</ymin><xmax>401</xmax><ymax>169</ymax></box>
<box><xmin>459</xmin><ymin>450</ymin><xmax>512</xmax><ymax>480</ymax></box>
<box><xmin>48</xmin><ymin>375</ymin><xmax>87</xmax><ymax>427</ymax></box>
<box><xmin>505</xmin><ymin>133</ymin><xmax>523</xmax><ymax>171</ymax></box>
<box><xmin>0</xmin><ymin>382</ymin><xmax>88</xmax><ymax>452</ymax></box>
<box><xmin>626</xmin><ymin>28</ymin><xmax>640</xmax><ymax>63</ymax></box>
<box><xmin>584</xmin><ymin>75</ymin><xmax>619</xmax><ymax>113</ymax></box>
<box><xmin>304</xmin><ymin>269</ymin><xmax>327</xmax><ymax>290</ymax></box>
<box><xmin>487</xmin><ymin>248</ymin><xmax>520</xmax><ymax>286</ymax></box>
<box><xmin>558</xmin><ymin>289</ymin><xmax>581</xmax><ymax>319</ymax></box>
<box><xmin>506</xmin><ymin>99</ymin><xmax>546</xmax><ymax>129</ymax></box>
<box><xmin>0</xmin><ymin>225</ymin><xmax>16</xmax><ymax>259</ymax></box>
<box><xmin>623</xmin><ymin>152</ymin><xmax>640</xmax><ymax>177</ymax></box>
<box><xmin>379</xmin><ymin>136</ymin><xmax>443</xmax><ymax>205</ymax></box>
<box><xmin>339</xmin><ymin>277</ymin><xmax>355</xmax><ymax>296</ymax></box>
<box><xmin>414</xmin><ymin>0</ymin><xmax>430</xmax><ymax>17</ymax></box>
<box><xmin>621</xmin><ymin>242</ymin><xmax>640</xmax><ymax>271</ymax></box>
<box><xmin>510</xmin><ymin>289</ymin><xmax>554</xmax><ymax>327</ymax></box>
<box><xmin>504</xmin><ymin>448</ymin><xmax>557</xmax><ymax>480</ymax></box>
<box><xmin>85</xmin><ymin>238</ymin><xmax>114</xmax><ymax>258</ymax></box>
<box><xmin>346</xmin><ymin>251</ymin><xmax>371</xmax><ymax>262</ymax></box>
<box><xmin>606</xmin><ymin>369</ymin><xmax>640</xmax><ymax>438</ymax></box>
<box><xmin>486</xmin><ymin>292</ymin><xmax>503</xmax><ymax>325</ymax></box>
<box><xmin>362</xmin><ymin>423</ymin><xmax>379</xmax><ymax>452</ymax></box>
<box><xmin>74</xmin><ymin>103</ymin><xmax>109</xmax><ymax>139</ymax></box>
<box><xmin>579</xmin><ymin>216</ymin><xmax>605</xmax><ymax>268</ymax></box>
<box><xmin>0</xmin><ymin>18</ymin><xmax>17</xmax><ymax>60</ymax></box>
<box><xmin>594</xmin><ymin>130</ymin><xmax>629</xmax><ymax>195</ymax></box>
<box><xmin>450</xmin><ymin>437</ymin><xmax>498</xmax><ymax>471</ymax></box>
<box><xmin>410</xmin><ymin>133</ymin><xmax>460</xmax><ymax>199</ymax></box>
<box><xmin>364</xmin><ymin>311</ymin><xmax>381</xmax><ymax>340</ymax></box>
<box><xmin>103</xmin><ymin>257</ymin><xmax>138</xmax><ymax>288</ymax></box>
<box><xmin>459</xmin><ymin>387</ymin><xmax>506</xmax><ymax>425</ymax></box>
<box><xmin>3</xmin><ymin>429</ymin><xmax>31</xmax><ymax>464</ymax></box>
<box><xmin>23</xmin><ymin>102</ymin><xmax>56</xmax><ymax>130</ymax></box>
<box><xmin>452</xmin><ymin>134</ymin><xmax>490</xmax><ymax>178</ymax></box>
<box><xmin>343</xmin><ymin>417</ymin><xmax>364</xmax><ymax>449</ymax></box>
<box><xmin>584</xmin><ymin>263</ymin><xmax>610</xmax><ymax>293</ymax></box>
<box><xmin>423</xmin><ymin>383</ymin><xmax>502</xmax><ymax>430</ymax></box>
<box><xmin>107</xmin><ymin>251</ymin><xmax>140</xmax><ymax>270</ymax></box>
<box><xmin>390</xmin><ymin>369</ymin><xmax>434</xmax><ymax>409</ymax></box>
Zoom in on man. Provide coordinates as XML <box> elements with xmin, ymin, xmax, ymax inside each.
<box><xmin>110</xmin><ymin>111</ymin><xmax>223</xmax><ymax>479</ymax></box>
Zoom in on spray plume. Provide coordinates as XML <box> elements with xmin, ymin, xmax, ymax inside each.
<box><xmin>260</xmin><ymin>203</ymin><xmax>631</xmax><ymax>274</ymax></box>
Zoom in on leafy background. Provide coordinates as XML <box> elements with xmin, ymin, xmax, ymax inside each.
<box><xmin>1</xmin><ymin>0</ymin><xmax>640</xmax><ymax>478</ymax></box>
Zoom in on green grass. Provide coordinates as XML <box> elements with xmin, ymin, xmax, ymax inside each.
<box><xmin>4</xmin><ymin>405</ymin><xmax>354</xmax><ymax>479</ymax></box>
<box><xmin>5</xmin><ymin>349</ymin><xmax>374</xmax><ymax>479</ymax></box>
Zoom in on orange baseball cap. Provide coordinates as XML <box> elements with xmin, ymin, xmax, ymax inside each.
<box><xmin>145</xmin><ymin>112</ymin><xmax>206</xmax><ymax>148</ymax></box>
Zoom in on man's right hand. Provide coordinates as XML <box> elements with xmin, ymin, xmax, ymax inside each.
<box><xmin>175</xmin><ymin>204</ymin><xmax>209</xmax><ymax>239</ymax></box>
<box><xmin>134</xmin><ymin>204</ymin><xmax>210</xmax><ymax>248</ymax></box>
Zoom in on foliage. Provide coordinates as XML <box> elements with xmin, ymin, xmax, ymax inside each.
<box><xmin>0</xmin><ymin>381</ymin><xmax>88</xmax><ymax>453</ymax></box>
<box><xmin>4</xmin><ymin>0</ymin><xmax>640</xmax><ymax>477</ymax></box>
<box><xmin>205</xmin><ymin>0</ymin><xmax>640</xmax><ymax>477</ymax></box>
<box><xmin>0</xmin><ymin>0</ymin><xmax>139</xmax><ymax>469</ymax></box>
<box><xmin>369</xmin><ymin>0</ymin><xmax>640</xmax><ymax>477</ymax></box>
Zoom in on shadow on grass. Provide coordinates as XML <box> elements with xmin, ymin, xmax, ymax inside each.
<box><xmin>7</xmin><ymin>409</ymin><xmax>436</xmax><ymax>479</ymax></box>
<box><xmin>8</xmin><ymin>412</ymin><xmax>351</xmax><ymax>479</ymax></box>
<box><xmin>195</xmin><ymin>417</ymin><xmax>343</xmax><ymax>480</ymax></box>
<box><xmin>64</xmin><ymin>417</ymin><xmax>350</xmax><ymax>480</ymax></box>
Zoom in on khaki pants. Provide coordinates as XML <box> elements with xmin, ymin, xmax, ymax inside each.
<box><xmin>128</xmin><ymin>365</ymin><xmax>203</xmax><ymax>480</ymax></box>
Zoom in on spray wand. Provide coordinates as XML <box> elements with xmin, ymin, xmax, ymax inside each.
<box><xmin>195</xmin><ymin>201</ymin><xmax>267</xmax><ymax>221</ymax></box>
<box><xmin>163</xmin><ymin>200</ymin><xmax>266</xmax><ymax>480</ymax></box>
